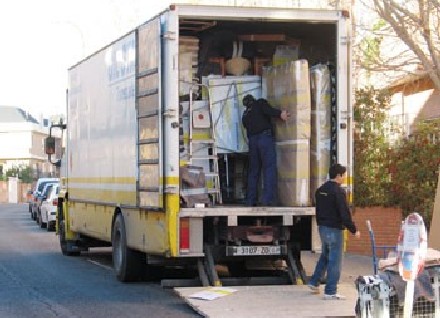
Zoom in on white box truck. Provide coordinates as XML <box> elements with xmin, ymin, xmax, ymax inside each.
<box><xmin>46</xmin><ymin>4</ymin><xmax>353</xmax><ymax>285</ymax></box>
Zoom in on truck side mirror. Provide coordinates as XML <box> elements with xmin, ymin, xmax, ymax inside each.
<box><xmin>45</xmin><ymin>137</ymin><xmax>56</xmax><ymax>155</ymax></box>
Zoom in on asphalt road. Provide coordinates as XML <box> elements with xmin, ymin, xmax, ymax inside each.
<box><xmin>0</xmin><ymin>203</ymin><xmax>201</xmax><ymax>318</ymax></box>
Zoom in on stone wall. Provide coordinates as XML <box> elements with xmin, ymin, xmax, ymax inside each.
<box><xmin>0</xmin><ymin>181</ymin><xmax>32</xmax><ymax>203</ymax></box>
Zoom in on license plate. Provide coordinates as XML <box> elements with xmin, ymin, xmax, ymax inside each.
<box><xmin>231</xmin><ymin>245</ymin><xmax>281</xmax><ymax>256</ymax></box>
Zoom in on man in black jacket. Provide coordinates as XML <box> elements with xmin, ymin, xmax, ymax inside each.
<box><xmin>241</xmin><ymin>94</ymin><xmax>289</xmax><ymax>206</ymax></box>
<box><xmin>307</xmin><ymin>163</ymin><xmax>360</xmax><ymax>300</ymax></box>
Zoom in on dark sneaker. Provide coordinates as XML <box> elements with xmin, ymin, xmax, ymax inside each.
<box><xmin>323</xmin><ymin>293</ymin><xmax>346</xmax><ymax>300</ymax></box>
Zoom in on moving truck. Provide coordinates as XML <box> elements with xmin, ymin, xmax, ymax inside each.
<box><xmin>46</xmin><ymin>3</ymin><xmax>353</xmax><ymax>284</ymax></box>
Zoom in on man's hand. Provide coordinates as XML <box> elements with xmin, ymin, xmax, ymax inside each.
<box><xmin>280</xmin><ymin>110</ymin><xmax>290</xmax><ymax>121</ymax></box>
<box><xmin>354</xmin><ymin>231</ymin><xmax>361</xmax><ymax>238</ymax></box>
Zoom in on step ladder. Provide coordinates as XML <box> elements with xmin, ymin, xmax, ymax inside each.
<box><xmin>188</xmin><ymin>84</ymin><xmax>222</xmax><ymax>205</ymax></box>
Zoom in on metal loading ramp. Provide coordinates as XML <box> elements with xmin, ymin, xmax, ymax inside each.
<box><xmin>174</xmin><ymin>284</ymin><xmax>358</xmax><ymax>317</ymax></box>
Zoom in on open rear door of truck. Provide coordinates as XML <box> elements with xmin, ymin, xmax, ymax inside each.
<box><xmin>136</xmin><ymin>17</ymin><xmax>164</xmax><ymax>210</ymax></box>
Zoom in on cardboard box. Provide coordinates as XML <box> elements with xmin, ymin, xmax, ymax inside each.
<box><xmin>276</xmin><ymin>139</ymin><xmax>310</xmax><ymax>206</ymax></box>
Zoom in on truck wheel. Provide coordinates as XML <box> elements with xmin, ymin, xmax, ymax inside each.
<box><xmin>112</xmin><ymin>214</ymin><xmax>144</xmax><ymax>282</ymax></box>
<box><xmin>59</xmin><ymin>220</ymin><xmax>80</xmax><ymax>256</ymax></box>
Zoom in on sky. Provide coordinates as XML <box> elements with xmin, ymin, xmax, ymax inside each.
<box><xmin>0</xmin><ymin>0</ymin><xmax>376</xmax><ymax>119</ymax></box>
<box><xmin>0</xmin><ymin>0</ymin><xmax>171</xmax><ymax>118</ymax></box>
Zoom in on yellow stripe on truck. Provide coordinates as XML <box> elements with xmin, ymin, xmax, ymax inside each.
<box><xmin>66</xmin><ymin>177</ymin><xmax>136</xmax><ymax>184</ymax></box>
<box><xmin>66</xmin><ymin>176</ymin><xmax>182</xmax><ymax>256</ymax></box>
<box><xmin>70</xmin><ymin>188</ymin><xmax>136</xmax><ymax>204</ymax></box>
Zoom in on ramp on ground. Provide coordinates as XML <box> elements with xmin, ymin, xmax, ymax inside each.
<box><xmin>175</xmin><ymin>283</ymin><xmax>357</xmax><ymax>317</ymax></box>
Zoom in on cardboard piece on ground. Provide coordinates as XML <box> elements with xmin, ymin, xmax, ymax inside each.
<box><xmin>428</xmin><ymin>169</ymin><xmax>440</xmax><ymax>250</ymax></box>
<box><xmin>189</xmin><ymin>287</ymin><xmax>237</xmax><ymax>301</ymax></box>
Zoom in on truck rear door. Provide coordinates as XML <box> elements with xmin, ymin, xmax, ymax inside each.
<box><xmin>136</xmin><ymin>17</ymin><xmax>164</xmax><ymax>209</ymax></box>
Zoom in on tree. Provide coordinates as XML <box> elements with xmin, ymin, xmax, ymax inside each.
<box><xmin>353</xmin><ymin>87</ymin><xmax>393</xmax><ymax>207</ymax></box>
<box><xmin>370</xmin><ymin>0</ymin><xmax>440</xmax><ymax>90</ymax></box>
<box><xmin>4</xmin><ymin>165</ymin><xmax>34</xmax><ymax>183</ymax></box>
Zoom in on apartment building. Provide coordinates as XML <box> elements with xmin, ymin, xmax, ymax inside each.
<box><xmin>0</xmin><ymin>105</ymin><xmax>59</xmax><ymax>180</ymax></box>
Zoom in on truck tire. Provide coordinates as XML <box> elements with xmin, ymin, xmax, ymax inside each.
<box><xmin>112</xmin><ymin>213</ymin><xmax>144</xmax><ymax>282</ymax></box>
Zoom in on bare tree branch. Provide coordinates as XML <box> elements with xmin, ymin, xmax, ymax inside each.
<box><xmin>369</xmin><ymin>0</ymin><xmax>440</xmax><ymax>90</ymax></box>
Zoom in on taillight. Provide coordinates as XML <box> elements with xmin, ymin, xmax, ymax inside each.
<box><xmin>52</xmin><ymin>198</ymin><xmax>58</xmax><ymax>206</ymax></box>
<box><xmin>179</xmin><ymin>218</ymin><xmax>190</xmax><ymax>253</ymax></box>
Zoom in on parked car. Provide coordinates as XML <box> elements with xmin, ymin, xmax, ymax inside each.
<box><xmin>40</xmin><ymin>184</ymin><xmax>59</xmax><ymax>231</ymax></box>
<box><xmin>31</xmin><ymin>178</ymin><xmax>58</xmax><ymax>220</ymax></box>
<box><xmin>36</xmin><ymin>182</ymin><xmax>59</xmax><ymax>226</ymax></box>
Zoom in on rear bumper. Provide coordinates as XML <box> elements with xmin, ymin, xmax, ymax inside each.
<box><xmin>47</xmin><ymin>211</ymin><xmax>57</xmax><ymax>222</ymax></box>
<box><xmin>180</xmin><ymin>206</ymin><xmax>315</xmax><ymax>226</ymax></box>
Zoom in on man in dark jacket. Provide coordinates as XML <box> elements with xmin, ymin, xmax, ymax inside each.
<box><xmin>307</xmin><ymin>163</ymin><xmax>360</xmax><ymax>299</ymax></box>
<box><xmin>241</xmin><ymin>94</ymin><xmax>289</xmax><ymax>206</ymax></box>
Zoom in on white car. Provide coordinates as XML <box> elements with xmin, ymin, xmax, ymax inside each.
<box><xmin>31</xmin><ymin>177</ymin><xmax>59</xmax><ymax>220</ymax></box>
<box><xmin>39</xmin><ymin>184</ymin><xmax>59</xmax><ymax>231</ymax></box>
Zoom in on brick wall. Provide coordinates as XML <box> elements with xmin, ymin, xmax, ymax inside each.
<box><xmin>0</xmin><ymin>182</ymin><xmax>7</xmax><ymax>202</ymax></box>
<box><xmin>346</xmin><ymin>206</ymin><xmax>402</xmax><ymax>256</ymax></box>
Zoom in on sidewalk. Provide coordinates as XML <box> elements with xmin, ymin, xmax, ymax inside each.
<box><xmin>302</xmin><ymin>251</ymin><xmax>375</xmax><ymax>284</ymax></box>
<box><xmin>175</xmin><ymin>252</ymin><xmax>375</xmax><ymax>318</ymax></box>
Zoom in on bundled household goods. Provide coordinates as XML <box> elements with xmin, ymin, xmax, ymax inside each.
<box><xmin>272</xmin><ymin>43</ymin><xmax>300</xmax><ymax>66</ymax></box>
<box><xmin>203</xmin><ymin>75</ymin><xmax>262</xmax><ymax>154</ymax></box>
<box><xmin>180</xmin><ymin>165</ymin><xmax>211</xmax><ymax>208</ymax></box>
<box><xmin>310</xmin><ymin>64</ymin><xmax>331</xmax><ymax>200</ymax></box>
<box><xmin>263</xmin><ymin>59</ymin><xmax>311</xmax><ymax>206</ymax></box>
<box><xmin>179</xmin><ymin>36</ymin><xmax>199</xmax><ymax>96</ymax></box>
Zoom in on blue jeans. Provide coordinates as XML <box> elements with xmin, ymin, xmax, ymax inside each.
<box><xmin>308</xmin><ymin>226</ymin><xmax>343</xmax><ymax>295</ymax></box>
<box><xmin>246</xmin><ymin>131</ymin><xmax>277</xmax><ymax>206</ymax></box>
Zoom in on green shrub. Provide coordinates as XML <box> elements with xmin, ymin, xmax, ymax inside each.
<box><xmin>354</xmin><ymin>86</ymin><xmax>440</xmax><ymax>229</ymax></box>
<box><xmin>390</xmin><ymin>119</ymin><xmax>440</xmax><ymax>227</ymax></box>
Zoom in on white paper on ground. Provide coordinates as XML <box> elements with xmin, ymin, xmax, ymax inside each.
<box><xmin>189</xmin><ymin>287</ymin><xmax>238</xmax><ymax>300</ymax></box>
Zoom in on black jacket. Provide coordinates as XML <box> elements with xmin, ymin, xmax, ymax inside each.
<box><xmin>242</xmin><ymin>98</ymin><xmax>281</xmax><ymax>136</ymax></box>
<box><xmin>315</xmin><ymin>181</ymin><xmax>357</xmax><ymax>234</ymax></box>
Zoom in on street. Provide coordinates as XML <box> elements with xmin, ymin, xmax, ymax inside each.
<box><xmin>0</xmin><ymin>203</ymin><xmax>200</xmax><ymax>318</ymax></box>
